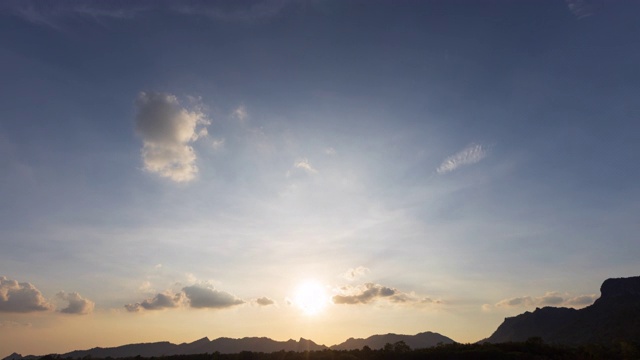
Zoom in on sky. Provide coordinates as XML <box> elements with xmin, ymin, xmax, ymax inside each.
<box><xmin>1</xmin><ymin>0</ymin><xmax>640</xmax><ymax>356</ymax></box>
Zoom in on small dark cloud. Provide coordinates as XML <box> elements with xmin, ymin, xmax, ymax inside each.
<box><xmin>57</xmin><ymin>291</ymin><xmax>95</xmax><ymax>315</ymax></box>
<box><xmin>182</xmin><ymin>284</ymin><xmax>244</xmax><ymax>309</ymax></box>
<box><xmin>255</xmin><ymin>297</ymin><xmax>275</xmax><ymax>306</ymax></box>
<box><xmin>332</xmin><ymin>283</ymin><xmax>401</xmax><ymax>305</ymax></box>
<box><xmin>125</xmin><ymin>292</ymin><xmax>184</xmax><ymax>312</ymax></box>
<box><xmin>0</xmin><ymin>276</ymin><xmax>53</xmax><ymax>313</ymax></box>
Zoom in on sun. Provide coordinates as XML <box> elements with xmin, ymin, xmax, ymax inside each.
<box><xmin>293</xmin><ymin>280</ymin><xmax>329</xmax><ymax>316</ymax></box>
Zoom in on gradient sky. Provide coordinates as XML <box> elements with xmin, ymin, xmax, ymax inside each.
<box><xmin>1</xmin><ymin>0</ymin><xmax>640</xmax><ymax>357</ymax></box>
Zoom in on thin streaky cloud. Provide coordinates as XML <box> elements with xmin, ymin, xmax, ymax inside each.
<box><xmin>565</xmin><ymin>0</ymin><xmax>595</xmax><ymax>19</ymax></box>
<box><xmin>437</xmin><ymin>144</ymin><xmax>487</xmax><ymax>174</ymax></box>
<box><xmin>294</xmin><ymin>158</ymin><xmax>317</xmax><ymax>174</ymax></box>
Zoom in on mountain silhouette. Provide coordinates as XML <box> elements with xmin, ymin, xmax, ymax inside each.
<box><xmin>330</xmin><ymin>332</ymin><xmax>454</xmax><ymax>350</ymax></box>
<box><xmin>484</xmin><ymin>276</ymin><xmax>640</xmax><ymax>344</ymax></box>
<box><xmin>49</xmin><ymin>337</ymin><xmax>327</xmax><ymax>359</ymax></box>
<box><xmin>3</xmin><ymin>332</ymin><xmax>456</xmax><ymax>360</ymax></box>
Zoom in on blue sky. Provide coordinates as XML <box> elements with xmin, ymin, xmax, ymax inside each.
<box><xmin>1</xmin><ymin>0</ymin><xmax>640</xmax><ymax>356</ymax></box>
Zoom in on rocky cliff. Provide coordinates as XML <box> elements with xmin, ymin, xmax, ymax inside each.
<box><xmin>484</xmin><ymin>276</ymin><xmax>640</xmax><ymax>345</ymax></box>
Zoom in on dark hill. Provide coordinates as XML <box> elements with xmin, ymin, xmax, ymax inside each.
<box><xmin>330</xmin><ymin>332</ymin><xmax>454</xmax><ymax>350</ymax></box>
<box><xmin>484</xmin><ymin>276</ymin><xmax>640</xmax><ymax>345</ymax></box>
<box><xmin>50</xmin><ymin>337</ymin><xmax>327</xmax><ymax>359</ymax></box>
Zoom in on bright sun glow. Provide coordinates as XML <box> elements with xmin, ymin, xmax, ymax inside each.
<box><xmin>293</xmin><ymin>280</ymin><xmax>328</xmax><ymax>316</ymax></box>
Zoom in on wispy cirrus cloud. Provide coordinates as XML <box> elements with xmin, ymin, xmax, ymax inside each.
<box><xmin>172</xmin><ymin>0</ymin><xmax>289</xmax><ymax>22</ymax></box>
<box><xmin>135</xmin><ymin>92</ymin><xmax>210</xmax><ymax>183</ymax></box>
<box><xmin>437</xmin><ymin>144</ymin><xmax>487</xmax><ymax>174</ymax></box>
<box><xmin>3</xmin><ymin>1</ymin><xmax>144</xmax><ymax>29</ymax></box>
<box><xmin>565</xmin><ymin>0</ymin><xmax>596</xmax><ymax>19</ymax></box>
<box><xmin>293</xmin><ymin>158</ymin><xmax>317</xmax><ymax>174</ymax></box>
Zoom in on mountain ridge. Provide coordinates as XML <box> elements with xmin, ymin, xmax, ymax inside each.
<box><xmin>3</xmin><ymin>332</ymin><xmax>453</xmax><ymax>360</ymax></box>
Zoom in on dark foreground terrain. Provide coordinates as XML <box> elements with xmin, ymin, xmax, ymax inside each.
<box><xmin>33</xmin><ymin>340</ymin><xmax>640</xmax><ymax>360</ymax></box>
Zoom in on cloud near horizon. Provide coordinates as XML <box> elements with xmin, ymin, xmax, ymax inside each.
<box><xmin>182</xmin><ymin>284</ymin><xmax>245</xmax><ymax>309</ymax></box>
<box><xmin>135</xmin><ymin>92</ymin><xmax>210</xmax><ymax>182</ymax></box>
<box><xmin>492</xmin><ymin>291</ymin><xmax>599</xmax><ymax>309</ymax></box>
<box><xmin>125</xmin><ymin>291</ymin><xmax>184</xmax><ymax>312</ymax></box>
<box><xmin>437</xmin><ymin>144</ymin><xmax>487</xmax><ymax>174</ymax></box>
<box><xmin>57</xmin><ymin>292</ymin><xmax>95</xmax><ymax>315</ymax></box>
<box><xmin>0</xmin><ymin>276</ymin><xmax>53</xmax><ymax>313</ymax></box>
<box><xmin>332</xmin><ymin>283</ymin><xmax>412</xmax><ymax>305</ymax></box>
<box><xmin>126</xmin><ymin>284</ymin><xmax>245</xmax><ymax>312</ymax></box>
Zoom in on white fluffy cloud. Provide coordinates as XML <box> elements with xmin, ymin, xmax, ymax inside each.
<box><xmin>135</xmin><ymin>92</ymin><xmax>210</xmax><ymax>182</ymax></box>
<box><xmin>494</xmin><ymin>291</ymin><xmax>598</xmax><ymax>309</ymax></box>
<box><xmin>0</xmin><ymin>276</ymin><xmax>53</xmax><ymax>313</ymax></box>
<box><xmin>437</xmin><ymin>144</ymin><xmax>487</xmax><ymax>174</ymax></box>
<box><xmin>57</xmin><ymin>292</ymin><xmax>95</xmax><ymax>315</ymax></box>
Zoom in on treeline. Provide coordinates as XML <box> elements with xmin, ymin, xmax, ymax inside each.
<box><xmin>39</xmin><ymin>339</ymin><xmax>640</xmax><ymax>360</ymax></box>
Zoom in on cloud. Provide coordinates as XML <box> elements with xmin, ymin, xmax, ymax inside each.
<box><xmin>182</xmin><ymin>284</ymin><xmax>244</xmax><ymax>309</ymax></box>
<box><xmin>494</xmin><ymin>291</ymin><xmax>598</xmax><ymax>309</ymax></box>
<box><xmin>565</xmin><ymin>294</ymin><xmax>599</xmax><ymax>306</ymax></box>
<box><xmin>232</xmin><ymin>106</ymin><xmax>248</xmax><ymax>123</ymax></box>
<box><xmin>255</xmin><ymin>297</ymin><xmax>275</xmax><ymax>306</ymax></box>
<box><xmin>325</xmin><ymin>147</ymin><xmax>337</xmax><ymax>156</ymax></box>
<box><xmin>0</xmin><ymin>320</ymin><xmax>32</xmax><ymax>328</ymax></box>
<box><xmin>332</xmin><ymin>283</ymin><xmax>409</xmax><ymax>305</ymax></box>
<box><xmin>57</xmin><ymin>292</ymin><xmax>95</xmax><ymax>315</ymax></box>
<box><xmin>173</xmin><ymin>1</ymin><xmax>289</xmax><ymax>22</ymax></box>
<box><xmin>125</xmin><ymin>292</ymin><xmax>184</xmax><ymax>312</ymax></box>
<box><xmin>211</xmin><ymin>138</ymin><xmax>226</xmax><ymax>150</ymax></box>
<box><xmin>436</xmin><ymin>144</ymin><xmax>487</xmax><ymax>174</ymax></box>
<box><xmin>135</xmin><ymin>91</ymin><xmax>210</xmax><ymax>182</ymax></box>
<box><xmin>0</xmin><ymin>276</ymin><xmax>53</xmax><ymax>313</ymax></box>
<box><xmin>2</xmin><ymin>1</ymin><xmax>144</xmax><ymax>29</ymax></box>
<box><xmin>293</xmin><ymin>158</ymin><xmax>317</xmax><ymax>174</ymax></box>
<box><xmin>566</xmin><ymin>0</ymin><xmax>595</xmax><ymax>18</ymax></box>
<box><xmin>340</xmin><ymin>266</ymin><xmax>370</xmax><ymax>281</ymax></box>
